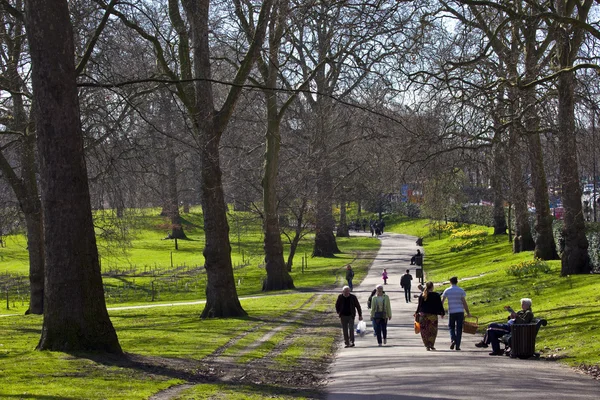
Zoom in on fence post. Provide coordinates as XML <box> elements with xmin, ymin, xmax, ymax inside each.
<box><xmin>151</xmin><ymin>281</ymin><xmax>155</xmax><ymax>302</ymax></box>
<box><xmin>5</xmin><ymin>284</ymin><xmax>9</xmax><ymax>310</ymax></box>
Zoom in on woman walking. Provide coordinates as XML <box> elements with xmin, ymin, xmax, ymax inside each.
<box><xmin>415</xmin><ymin>281</ymin><xmax>445</xmax><ymax>350</ymax></box>
<box><xmin>370</xmin><ymin>284</ymin><xmax>392</xmax><ymax>346</ymax></box>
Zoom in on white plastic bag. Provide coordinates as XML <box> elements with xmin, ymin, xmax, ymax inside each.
<box><xmin>356</xmin><ymin>320</ymin><xmax>367</xmax><ymax>337</ymax></box>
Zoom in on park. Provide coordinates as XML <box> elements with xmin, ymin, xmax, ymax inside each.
<box><xmin>1</xmin><ymin>0</ymin><xmax>600</xmax><ymax>399</ymax></box>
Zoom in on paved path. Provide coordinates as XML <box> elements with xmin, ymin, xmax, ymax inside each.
<box><xmin>325</xmin><ymin>232</ymin><xmax>598</xmax><ymax>400</ymax></box>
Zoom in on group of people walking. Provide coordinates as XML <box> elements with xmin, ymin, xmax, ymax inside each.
<box><xmin>337</xmin><ymin>270</ymin><xmax>533</xmax><ymax>357</ymax></box>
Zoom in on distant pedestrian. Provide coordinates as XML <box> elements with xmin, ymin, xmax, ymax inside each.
<box><xmin>379</xmin><ymin>219</ymin><xmax>385</xmax><ymax>233</ymax></box>
<box><xmin>415</xmin><ymin>281</ymin><xmax>445</xmax><ymax>351</ymax></box>
<box><xmin>441</xmin><ymin>276</ymin><xmax>471</xmax><ymax>351</ymax></box>
<box><xmin>410</xmin><ymin>249</ymin><xmax>422</xmax><ymax>265</ymax></box>
<box><xmin>382</xmin><ymin>268</ymin><xmax>388</xmax><ymax>285</ymax></box>
<box><xmin>345</xmin><ymin>265</ymin><xmax>354</xmax><ymax>291</ymax></box>
<box><xmin>400</xmin><ymin>269</ymin><xmax>413</xmax><ymax>303</ymax></box>
<box><xmin>335</xmin><ymin>286</ymin><xmax>363</xmax><ymax>348</ymax></box>
<box><xmin>370</xmin><ymin>284</ymin><xmax>392</xmax><ymax>346</ymax></box>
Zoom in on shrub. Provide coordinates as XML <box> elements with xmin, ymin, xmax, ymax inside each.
<box><xmin>449</xmin><ymin>237</ymin><xmax>486</xmax><ymax>252</ymax></box>
<box><xmin>506</xmin><ymin>258</ymin><xmax>551</xmax><ymax>278</ymax></box>
<box><xmin>450</xmin><ymin>229</ymin><xmax>488</xmax><ymax>240</ymax></box>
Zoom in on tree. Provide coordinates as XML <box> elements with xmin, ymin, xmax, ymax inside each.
<box><xmin>0</xmin><ymin>1</ymin><xmax>44</xmax><ymax>314</ymax></box>
<box><xmin>24</xmin><ymin>0</ymin><xmax>121</xmax><ymax>352</ymax></box>
<box><xmin>179</xmin><ymin>0</ymin><xmax>274</xmax><ymax>316</ymax></box>
<box><xmin>554</xmin><ymin>0</ymin><xmax>593</xmax><ymax>274</ymax></box>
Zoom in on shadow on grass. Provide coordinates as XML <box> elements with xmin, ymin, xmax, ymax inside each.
<box><xmin>0</xmin><ymin>395</ymin><xmax>81</xmax><ymax>400</ymax></box>
<box><xmin>73</xmin><ymin>352</ymin><xmax>325</xmax><ymax>399</ymax></box>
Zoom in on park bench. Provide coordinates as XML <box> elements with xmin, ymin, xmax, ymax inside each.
<box><xmin>500</xmin><ymin>318</ymin><xmax>547</xmax><ymax>359</ymax></box>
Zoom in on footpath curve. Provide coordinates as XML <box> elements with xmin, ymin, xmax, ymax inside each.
<box><xmin>325</xmin><ymin>232</ymin><xmax>598</xmax><ymax>400</ymax></box>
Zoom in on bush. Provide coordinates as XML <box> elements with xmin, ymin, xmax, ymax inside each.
<box><xmin>450</xmin><ymin>229</ymin><xmax>488</xmax><ymax>240</ymax></box>
<box><xmin>449</xmin><ymin>237</ymin><xmax>486</xmax><ymax>252</ymax></box>
<box><xmin>506</xmin><ymin>258</ymin><xmax>551</xmax><ymax>278</ymax></box>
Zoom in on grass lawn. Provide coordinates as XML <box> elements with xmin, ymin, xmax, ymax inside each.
<box><xmin>0</xmin><ymin>293</ymin><xmax>338</xmax><ymax>400</ymax></box>
<box><xmin>0</xmin><ymin>207</ymin><xmax>380</xmax><ymax>313</ymax></box>
<box><xmin>387</xmin><ymin>218</ymin><xmax>600</xmax><ymax>367</ymax></box>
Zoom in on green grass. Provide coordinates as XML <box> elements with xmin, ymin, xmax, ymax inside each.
<box><xmin>389</xmin><ymin>218</ymin><xmax>600</xmax><ymax>367</ymax></box>
<box><xmin>0</xmin><ymin>208</ymin><xmax>380</xmax><ymax>311</ymax></box>
<box><xmin>0</xmin><ymin>293</ymin><xmax>337</xmax><ymax>399</ymax></box>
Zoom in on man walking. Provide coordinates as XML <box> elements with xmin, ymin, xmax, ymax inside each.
<box><xmin>441</xmin><ymin>276</ymin><xmax>471</xmax><ymax>351</ymax></box>
<box><xmin>345</xmin><ymin>265</ymin><xmax>354</xmax><ymax>291</ymax></box>
<box><xmin>400</xmin><ymin>269</ymin><xmax>413</xmax><ymax>303</ymax></box>
<box><xmin>335</xmin><ymin>286</ymin><xmax>363</xmax><ymax>348</ymax></box>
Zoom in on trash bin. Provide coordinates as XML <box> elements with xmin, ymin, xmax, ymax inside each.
<box><xmin>510</xmin><ymin>323</ymin><xmax>538</xmax><ymax>358</ymax></box>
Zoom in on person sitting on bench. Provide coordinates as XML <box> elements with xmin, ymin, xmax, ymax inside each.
<box><xmin>475</xmin><ymin>298</ymin><xmax>534</xmax><ymax>356</ymax></box>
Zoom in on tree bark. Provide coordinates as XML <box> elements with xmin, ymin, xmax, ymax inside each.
<box><xmin>522</xmin><ymin>22</ymin><xmax>558</xmax><ymax>260</ymax></box>
<box><xmin>336</xmin><ymin>200</ymin><xmax>349</xmax><ymax>237</ymax></box>
<box><xmin>313</xmin><ymin>168</ymin><xmax>340</xmax><ymax>257</ymax></box>
<box><xmin>25</xmin><ymin>0</ymin><xmax>121</xmax><ymax>353</ymax></box>
<box><xmin>556</xmin><ymin>50</ymin><xmax>591</xmax><ymax>274</ymax></box>
<box><xmin>491</xmin><ymin>138</ymin><xmax>507</xmax><ymax>236</ymax></box>
<box><xmin>262</xmin><ymin>92</ymin><xmax>294</xmax><ymax>291</ymax></box>
<box><xmin>166</xmin><ymin>136</ymin><xmax>187</xmax><ymax>240</ymax></box>
<box><xmin>507</xmin><ymin>85</ymin><xmax>534</xmax><ymax>253</ymax></box>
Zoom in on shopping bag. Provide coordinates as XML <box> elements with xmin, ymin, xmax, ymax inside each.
<box><xmin>414</xmin><ymin>321</ymin><xmax>421</xmax><ymax>334</ymax></box>
<box><xmin>356</xmin><ymin>320</ymin><xmax>367</xmax><ymax>337</ymax></box>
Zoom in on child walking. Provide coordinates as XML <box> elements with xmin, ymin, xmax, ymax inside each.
<box><xmin>382</xmin><ymin>269</ymin><xmax>388</xmax><ymax>285</ymax></box>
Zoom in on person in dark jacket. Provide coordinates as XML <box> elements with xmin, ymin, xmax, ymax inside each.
<box><xmin>345</xmin><ymin>265</ymin><xmax>354</xmax><ymax>291</ymax></box>
<box><xmin>335</xmin><ymin>286</ymin><xmax>363</xmax><ymax>348</ymax></box>
<box><xmin>475</xmin><ymin>298</ymin><xmax>534</xmax><ymax>356</ymax></box>
<box><xmin>400</xmin><ymin>269</ymin><xmax>413</xmax><ymax>303</ymax></box>
<box><xmin>415</xmin><ymin>281</ymin><xmax>445</xmax><ymax>350</ymax></box>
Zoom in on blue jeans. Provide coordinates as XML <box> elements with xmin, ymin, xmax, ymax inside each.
<box><xmin>373</xmin><ymin>318</ymin><xmax>388</xmax><ymax>344</ymax></box>
<box><xmin>347</xmin><ymin>279</ymin><xmax>353</xmax><ymax>291</ymax></box>
<box><xmin>449</xmin><ymin>312</ymin><xmax>464</xmax><ymax>348</ymax></box>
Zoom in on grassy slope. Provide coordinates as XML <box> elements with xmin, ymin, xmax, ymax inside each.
<box><xmin>386</xmin><ymin>217</ymin><xmax>600</xmax><ymax>367</ymax></box>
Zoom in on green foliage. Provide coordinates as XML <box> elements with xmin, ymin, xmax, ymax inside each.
<box><xmin>506</xmin><ymin>258</ymin><xmax>551</xmax><ymax>278</ymax></box>
<box><xmin>449</xmin><ymin>237</ymin><xmax>486</xmax><ymax>252</ymax></box>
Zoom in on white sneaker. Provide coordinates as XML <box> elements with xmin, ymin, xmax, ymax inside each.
<box><xmin>383</xmin><ymin>338</ymin><xmax>387</xmax><ymax>344</ymax></box>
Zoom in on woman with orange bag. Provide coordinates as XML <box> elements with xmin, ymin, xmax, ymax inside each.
<box><xmin>415</xmin><ymin>281</ymin><xmax>445</xmax><ymax>350</ymax></box>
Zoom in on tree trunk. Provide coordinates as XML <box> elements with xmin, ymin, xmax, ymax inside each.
<box><xmin>199</xmin><ymin>134</ymin><xmax>246</xmax><ymax>317</ymax></box>
<box><xmin>23</xmin><ymin>200</ymin><xmax>45</xmax><ymax>315</ymax></box>
<box><xmin>313</xmin><ymin>168</ymin><xmax>340</xmax><ymax>257</ymax></box>
<box><xmin>286</xmin><ymin>199</ymin><xmax>308</xmax><ymax>272</ymax></box>
<box><xmin>262</xmin><ymin>92</ymin><xmax>294</xmax><ymax>291</ymax></box>
<box><xmin>507</xmin><ymin>88</ymin><xmax>534</xmax><ymax>252</ymax></box>
<box><xmin>336</xmin><ymin>200</ymin><xmax>349</xmax><ymax>237</ymax></box>
<box><xmin>523</xmin><ymin>29</ymin><xmax>558</xmax><ymax>260</ymax></box>
<box><xmin>557</xmin><ymin>55</ymin><xmax>591</xmax><ymax>275</ymax></box>
<box><xmin>491</xmin><ymin>112</ymin><xmax>507</xmax><ymax>236</ymax></box>
<box><xmin>166</xmin><ymin>137</ymin><xmax>187</xmax><ymax>239</ymax></box>
<box><xmin>25</xmin><ymin>0</ymin><xmax>121</xmax><ymax>353</ymax></box>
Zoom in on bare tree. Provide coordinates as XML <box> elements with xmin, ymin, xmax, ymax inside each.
<box><xmin>24</xmin><ymin>0</ymin><xmax>121</xmax><ymax>352</ymax></box>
